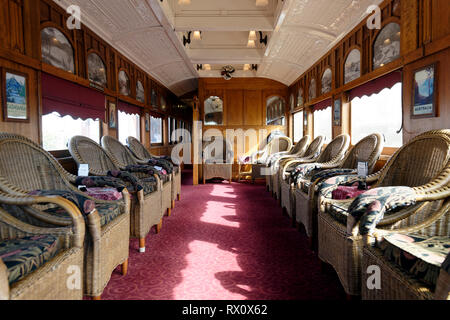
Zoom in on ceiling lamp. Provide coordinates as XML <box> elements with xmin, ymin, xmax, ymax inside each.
<box><xmin>255</xmin><ymin>0</ymin><xmax>269</xmax><ymax>7</ymax></box>
<box><xmin>248</xmin><ymin>30</ymin><xmax>257</xmax><ymax>41</ymax></box>
<box><xmin>193</xmin><ymin>31</ymin><xmax>202</xmax><ymax>41</ymax></box>
<box><xmin>243</xmin><ymin>64</ymin><xmax>251</xmax><ymax>71</ymax></box>
<box><xmin>204</xmin><ymin>64</ymin><xmax>211</xmax><ymax>71</ymax></box>
<box><xmin>178</xmin><ymin>0</ymin><xmax>191</xmax><ymax>5</ymax></box>
<box><xmin>247</xmin><ymin>39</ymin><xmax>256</xmax><ymax>48</ymax></box>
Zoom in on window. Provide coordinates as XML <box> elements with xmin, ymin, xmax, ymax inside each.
<box><xmin>168</xmin><ymin>117</ymin><xmax>172</xmax><ymax>144</ymax></box>
<box><xmin>293</xmin><ymin>111</ymin><xmax>304</xmax><ymax>143</ymax></box>
<box><xmin>313</xmin><ymin>107</ymin><xmax>332</xmax><ymax>142</ymax></box>
<box><xmin>42</xmin><ymin>112</ymin><xmax>100</xmax><ymax>151</ymax></box>
<box><xmin>118</xmin><ymin>111</ymin><xmax>140</xmax><ymax>145</ymax></box>
<box><xmin>151</xmin><ymin>116</ymin><xmax>163</xmax><ymax>144</ymax></box>
<box><xmin>351</xmin><ymin>82</ymin><xmax>403</xmax><ymax>148</ymax></box>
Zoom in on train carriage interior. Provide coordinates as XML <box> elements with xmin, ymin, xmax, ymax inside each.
<box><xmin>0</xmin><ymin>0</ymin><xmax>449</xmax><ymax>306</ymax></box>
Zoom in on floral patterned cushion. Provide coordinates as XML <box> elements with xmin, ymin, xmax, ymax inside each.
<box><xmin>379</xmin><ymin>233</ymin><xmax>450</xmax><ymax>290</ymax></box>
<box><xmin>347</xmin><ymin>186</ymin><xmax>417</xmax><ymax>235</ymax></box>
<box><xmin>85</xmin><ymin>188</ymin><xmax>123</xmax><ymax>201</ymax></box>
<box><xmin>95</xmin><ymin>203</ymin><xmax>123</xmax><ymax>226</ymax></box>
<box><xmin>0</xmin><ymin>235</ymin><xmax>62</xmax><ymax>285</ymax></box>
<box><xmin>332</xmin><ymin>184</ymin><xmax>368</xmax><ymax>200</ymax></box>
<box><xmin>29</xmin><ymin>190</ymin><xmax>96</xmax><ymax>216</ymax></box>
<box><xmin>46</xmin><ymin>202</ymin><xmax>123</xmax><ymax>227</ymax></box>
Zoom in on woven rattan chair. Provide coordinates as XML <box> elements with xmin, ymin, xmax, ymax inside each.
<box><xmin>69</xmin><ymin>135</ymin><xmax>164</xmax><ymax>254</ymax></box>
<box><xmin>360</xmin><ymin>187</ymin><xmax>450</xmax><ymax>300</ymax></box>
<box><xmin>202</xmin><ymin>137</ymin><xmax>234</xmax><ymax>184</ymax></box>
<box><xmin>294</xmin><ymin>133</ymin><xmax>384</xmax><ymax>245</ymax></box>
<box><xmin>267</xmin><ymin>135</ymin><xmax>311</xmax><ymax>198</ymax></box>
<box><xmin>251</xmin><ymin>136</ymin><xmax>293</xmax><ymax>183</ymax></box>
<box><xmin>278</xmin><ymin>135</ymin><xmax>324</xmax><ymax>217</ymax></box>
<box><xmin>102</xmin><ymin>135</ymin><xmax>172</xmax><ymax>217</ymax></box>
<box><xmin>0</xmin><ymin>133</ymin><xmax>130</xmax><ymax>300</ymax></box>
<box><xmin>127</xmin><ymin>136</ymin><xmax>181</xmax><ymax>204</ymax></box>
<box><xmin>317</xmin><ymin>129</ymin><xmax>450</xmax><ymax>297</ymax></box>
<box><xmin>0</xmin><ymin>192</ymin><xmax>85</xmax><ymax>300</ymax></box>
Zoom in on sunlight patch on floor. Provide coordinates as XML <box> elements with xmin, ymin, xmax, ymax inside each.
<box><xmin>209</xmin><ymin>184</ymin><xmax>237</xmax><ymax>199</ymax></box>
<box><xmin>201</xmin><ymin>200</ymin><xmax>239</xmax><ymax>227</ymax></box>
<box><xmin>173</xmin><ymin>240</ymin><xmax>246</xmax><ymax>300</ymax></box>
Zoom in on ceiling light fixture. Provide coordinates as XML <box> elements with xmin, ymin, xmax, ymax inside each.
<box><xmin>193</xmin><ymin>31</ymin><xmax>202</xmax><ymax>41</ymax></box>
<box><xmin>255</xmin><ymin>0</ymin><xmax>269</xmax><ymax>7</ymax></box>
<box><xmin>243</xmin><ymin>64</ymin><xmax>250</xmax><ymax>71</ymax></box>
<box><xmin>178</xmin><ymin>0</ymin><xmax>191</xmax><ymax>5</ymax></box>
<box><xmin>183</xmin><ymin>31</ymin><xmax>191</xmax><ymax>46</ymax></box>
<box><xmin>204</xmin><ymin>64</ymin><xmax>211</xmax><ymax>71</ymax></box>
<box><xmin>249</xmin><ymin>30</ymin><xmax>257</xmax><ymax>41</ymax></box>
<box><xmin>247</xmin><ymin>39</ymin><xmax>256</xmax><ymax>48</ymax></box>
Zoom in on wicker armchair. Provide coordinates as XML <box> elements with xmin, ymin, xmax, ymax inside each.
<box><xmin>102</xmin><ymin>136</ymin><xmax>172</xmax><ymax>217</ymax></box>
<box><xmin>361</xmin><ymin>187</ymin><xmax>450</xmax><ymax>300</ymax></box>
<box><xmin>202</xmin><ymin>137</ymin><xmax>234</xmax><ymax>184</ymax></box>
<box><xmin>251</xmin><ymin>136</ymin><xmax>293</xmax><ymax>183</ymax></box>
<box><xmin>0</xmin><ymin>133</ymin><xmax>130</xmax><ymax>299</ymax></box>
<box><xmin>69</xmin><ymin>135</ymin><xmax>164</xmax><ymax>254</ymax></box>
<box><xmin>127</xmin><ymin>136</ymin><xmax>181</xmax><ymax>203</ymax></box>
<box><xmin>0</xmin><ymin>192</ymin><xmax>85</xmax><ymax>300</ymax></box>
<box><xmin>267</xmin><ymin>135</ymin><xmax>311</xmax><ymax>198</ymax></box>
<box><xmin>278</xmin><ymin>135</ymin><xmax>327</xmax><ymax>217</ymax></box>
<box><xmin>295</xmin><ymin>133</ymin><xmax>384</xmax><ymax>243</ymax></box>
<box><xmin>317</xmin><ymin>129</ymin><xmax>450</xmax><ymax>297</ymax></box>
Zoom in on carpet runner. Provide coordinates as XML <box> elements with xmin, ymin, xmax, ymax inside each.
<box><xmin>101</xmin><ymin>171</ymin><xmax>345</xmax><ymax>300</ymax></box>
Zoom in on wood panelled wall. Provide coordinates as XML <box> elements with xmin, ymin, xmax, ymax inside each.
<box><xmin>0</xmin><ymin>0</ymin><xmax>191</xmax><ymax>162</ymax></box>
<box><xmin>288</xmin><ymin>0</ymin><xmax>450</xmax><ymax>147</ymax></box>
<box><xmin>196</xmin><ymin>77</ymin><xmax>289</xmax><ymax>182</ymax></box>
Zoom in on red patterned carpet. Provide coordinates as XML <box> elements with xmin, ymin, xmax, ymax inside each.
<box><xmin>101</xmin><ymin>170</ymin><xmax>346</xmax><ymax>300</ymax></box>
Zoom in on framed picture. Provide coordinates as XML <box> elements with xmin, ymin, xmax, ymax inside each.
<box><xmin>344</xmin><ymin>48</ymin><xmax>361</xmax><ymax>84</ymax></box>
<box><xmin>2</xmin><ymin>69</ymin><xmax>29</xmax><ymax>122</ymax></box>
<box><xmin>108</xmin><ymin>101</ymin><xmax>117</xmax><ymax>129</ymax></box>
<box><xmin>145</xmin><ymin>113</ymin><xmax>150</xmax><ymax>132</ymax></box>
<box><xmin>333</xmin><ymin>98</ymin><xmax>341</xmax><ymax>126</ymax></box>
<box><xmin>411</xmin><ymin>63</ymin><xmax>438</xmax><ymax>118</ymax></box>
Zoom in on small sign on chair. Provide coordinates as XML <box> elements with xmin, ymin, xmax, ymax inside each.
<box><xmin>357</xmin><ymin>161</ymin><xmax>368</xmax><ymax>177</ymax></box>
<box><xmin>78</xmin><ymin>164</ymin><xmax>89</xmax><ymax>177</ymax></box>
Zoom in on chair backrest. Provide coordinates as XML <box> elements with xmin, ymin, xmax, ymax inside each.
<box><xmin>203</xmin><ymin>137</ymin><xmax>234</xmax><ymax>164</ymax></box>
<box><xmin>316</xmin><ymin>134</ymin><xmax>350</xmax><ymax>164</ymax></box>
<box><xmin>289</xmin><ymin>135</ymin><xmax>311</xmax><ymax>157</ymax></box>
<box><xmin>126</xmin><ymin>136</ymin><xmax>152</xmax><ymax>160</ymax></box>
<box><xmin>0</xmin><ymin>133</ymin><xmax>73</xmax><ymax>193</ymax></box>
<box><xmin>267</xmin><ymin>136</ymin><xmax>293</xmax><ymax>156</ymax></box>
<box><xmin>69</xmin><ymin>136</ymin><xmax>120</xmax><ymax>176</ymax></box>
<box><xmin>340</xmin><ymin>133</ymin><xmax>384</xmax><ymax>173</ymax></box>
<box><xmin>102</xmin><ymin>136</ymin><xmax>139</xmax><ymax>168</ymax></box>
<box><xmin>303</xmin><ymin>136</ymin><xmax>325</xmax><ymax>158</ymax></box>
<box><xmin>376</xmin><ymin>130</ymin><xmax>450</xmax><ymax>188</ymax></box>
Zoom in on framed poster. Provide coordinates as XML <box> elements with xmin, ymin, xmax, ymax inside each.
<box><xmin>108</xmin><ymin>101</ymin><xmax>117</xmax><ymax>129</ymax></box>
<box><xmin>411</xmin><ymin>63</ymin><xmax>437</xmax><ymax>118</ymax></box>
<box><xmin>2</xmin><ymin>69</ymin><xmax>29</xmax><ymax>122</ymax></box>
<box><xmin>333</xmin><ymin>98</ymin><xmax>341</xmax><ymax>126</ymax></box>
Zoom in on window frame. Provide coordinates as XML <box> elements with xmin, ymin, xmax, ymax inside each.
<box><xmin>41</xmin><ymin>112</ymin><xmax>102</xmax><ymax>152</ymax></box>
<box><xmin>150</xmin><ymin>115</ymin><xmax>164</xmax><ymax>146</ymax></box>
<box><xmin>349</xmin><ymin>82</ymin><xmax>403</xmax><ymax>154</ymax></box>
<box><xmin>293</xmin><ymin>110</ymin><xmax>304</xmax><ymax>143</ymax></box>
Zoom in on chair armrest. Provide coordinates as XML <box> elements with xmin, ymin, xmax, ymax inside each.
<box><xmin>0</xmin><ymin>193</ymin><xmax>86</xmax><ymax>248</ymax></box>
<box><xmin>0</xmin><ymin>259</ymin><xmax>8</xmax><ymax>300</ymax></box>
